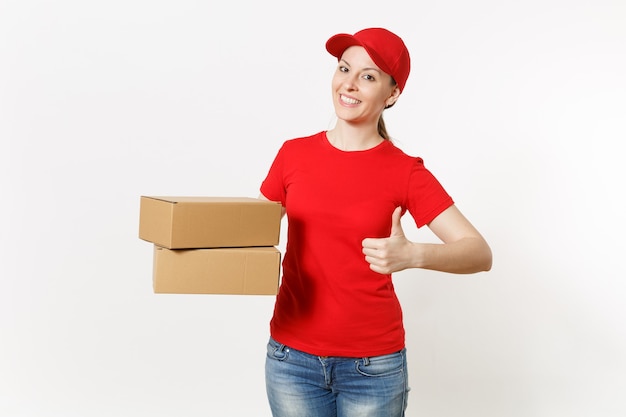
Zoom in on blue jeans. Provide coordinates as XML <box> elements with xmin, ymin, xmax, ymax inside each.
<box><xmin>265</xmin><ymin>337</ymin><xmax>409</xmax><ymax>417</ymax></box>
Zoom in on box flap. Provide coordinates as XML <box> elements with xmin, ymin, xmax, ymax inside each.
<box><xmin>142</xmin><ymin>196</ymin><xmax>276</xmax><ymax>204</ymax></box>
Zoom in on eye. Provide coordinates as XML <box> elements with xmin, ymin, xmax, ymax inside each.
<box><xmin>338</xmin><ymin>65</ymin><xmax>349</xmax><ymax>73</ymax></box>
<box><xmin>363</xmin><ymin>73</ymin><xmax>376</xmax><ymax>81</ymax></box>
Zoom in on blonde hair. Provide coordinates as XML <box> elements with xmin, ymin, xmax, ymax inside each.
<box><xmin>377</xmin><ymin>116</ymin><xmax>390</xmax><ymax>140</ymax></box>
<box><xmin>378</xmin><ymin>77</ymin><xmax>398</xmax><ymax>140</ymax></box>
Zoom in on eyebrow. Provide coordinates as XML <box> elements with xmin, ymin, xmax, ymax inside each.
<box><xmin>339</xmin><ymin>58</ymin><xmax>382</xmax><ymax>74</ymax></box>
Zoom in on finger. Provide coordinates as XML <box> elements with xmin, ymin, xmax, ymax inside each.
<box><xmin>362</xmin><ymin>237</ymin><xmax>382</xmax><ymax>250</ymax></box>
<box><xmin>389</xmin><ymin>206</ymin><xmax>404</xmax><ymax>237</ymax></box>
<box><xmin>362</xmin><ymin>245</ymin><xmax>383</xmax><ymax>258</ymax></box>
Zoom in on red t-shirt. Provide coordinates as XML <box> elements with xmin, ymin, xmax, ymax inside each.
<box><xmin>260</xmin><ymin>131</ymin><xmax>453</xmax><ymax>357</ymax></box>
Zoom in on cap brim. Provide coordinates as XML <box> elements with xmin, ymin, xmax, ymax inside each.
<box><xmin>325</xmin><ymin>33</ymin><xmax>393</xmax><ymax>82</ymax></box>
<box><xmin>325</xmin><ymin>33</ymin><xmax>363</xmax><ymax>58</ymax></box>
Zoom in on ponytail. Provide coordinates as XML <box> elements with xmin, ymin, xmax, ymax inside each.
<box><xmin>377</xmin><ymin>115</ymin><xmax>390</xmax><ymax>140</ymax></box>
<box><xmin>378</xmin><ymin>77</ymin><xmax>398</xmax><ymax>140</ymax></box>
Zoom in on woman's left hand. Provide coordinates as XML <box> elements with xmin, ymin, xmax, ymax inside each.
<box><xmin>362</xmin><ymin>207</ymin><xmax>415</xmax><ymax>274</ymax></box>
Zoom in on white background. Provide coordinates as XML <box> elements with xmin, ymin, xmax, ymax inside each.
<box><xmin>1</xmin><ymin>1</ymin><xmax>625</xmax><ymax>416</ymax></box>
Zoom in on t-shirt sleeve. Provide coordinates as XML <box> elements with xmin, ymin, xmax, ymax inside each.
<box><xmin>406</xmin><ymin>157</ymin><xmax>454</xmax><ymax>227</ymax></box>
<box><xmin>260</xmin><ymin>143</ymin><xmax>287</xmax><ymax>205</ymax></box>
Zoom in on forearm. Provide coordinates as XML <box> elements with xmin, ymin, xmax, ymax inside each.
<box><xmin>362</xmin><ymin>205</ymin><xmax>492</xmax><ymax>275</ymax></box>
<box><xmin>410</xmin><ymin>236</ymin><xmax>492</xmax><ymax>274</ymax></box>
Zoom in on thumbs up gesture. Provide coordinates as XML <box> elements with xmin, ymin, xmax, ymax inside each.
<box><xmin>362</xmin><ymin>207</ymin><xmax>414</xmax><ymax>274</ymax></box>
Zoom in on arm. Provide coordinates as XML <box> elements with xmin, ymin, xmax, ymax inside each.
<box><xmin>362</xmin><ymin>205</ymin><xmax>492</xmax><ymax>275</ymax></box>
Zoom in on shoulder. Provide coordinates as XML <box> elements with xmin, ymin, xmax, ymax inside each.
<box><xmin>282</xmin><ymin>131</ymin><xmax>324</xmax><ymax>147</ymax></box>
<box><xmin>277</xmin><ymin>131</ymin><xmax>325</xmax><ymax>154</ymax></box>
<box><xmin>383</xmin><ymin>140</ymin><xmax>425</xmax><ymax>166</ymax></box>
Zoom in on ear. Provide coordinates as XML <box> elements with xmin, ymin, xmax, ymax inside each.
<box><xmin>385</xmin><ymin>86</ymin><xmax>401</xmax><ymax>108</ymax></box>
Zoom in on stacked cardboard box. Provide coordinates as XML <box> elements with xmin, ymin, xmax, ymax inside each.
<box><xmin>139</xmin><ymin>196</ymin><xmax>282</xmax><ymax>295</ymax></box>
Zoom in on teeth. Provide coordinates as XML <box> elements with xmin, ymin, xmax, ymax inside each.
<box><xmin>341</xmin><ymin>95</ymin><xmax>360</xmax><ymax>105</ymax></box>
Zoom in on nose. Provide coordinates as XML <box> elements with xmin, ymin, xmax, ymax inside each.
<box><xmin>343</xmin><ymin>73</ymin><xmax>359</xmax><ymax>90</ymax></box>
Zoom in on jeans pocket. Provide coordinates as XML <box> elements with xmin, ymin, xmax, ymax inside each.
<box><xmin>355</xmin><ymin>350</ymin><xmax>405</xmax><ymax>377</ymax></box>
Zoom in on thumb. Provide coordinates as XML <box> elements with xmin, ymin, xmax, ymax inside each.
<box><xmin>389</xmin><ymin>207</ymin><xmax>404</xmax><ymax>237</ymax></box>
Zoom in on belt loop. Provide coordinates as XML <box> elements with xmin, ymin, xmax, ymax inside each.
<box><xmin>363</xmin><ymin>357</ymin><xmax>370</xmax><ymax>366</ymax></box>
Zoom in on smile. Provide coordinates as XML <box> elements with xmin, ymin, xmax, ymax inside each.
<box><xmin>340</xmin><ymin>94</ymin><xmax>361</xmax><ymax>105</ymax></box>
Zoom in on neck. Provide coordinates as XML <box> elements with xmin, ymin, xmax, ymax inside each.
<box><xmin>327</xmin><ymin>123</ymin><xmax>383</xmax><ymax>151</ymax></box>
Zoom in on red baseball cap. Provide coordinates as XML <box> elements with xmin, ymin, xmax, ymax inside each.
<box><xmin>325</xmin><ymin>27</ymin><xmax>411</xmax><ymax>92</ymax></box>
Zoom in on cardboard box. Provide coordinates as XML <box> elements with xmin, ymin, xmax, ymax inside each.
<box><xmin>152</xmin><ymin>246</ymin><xmax>281</xmax><ymax>295</ymax></box>
<box><xmin>139</xmin><ymin>196</ymin><xmax>282</xmax><ymax>249</ymax></box>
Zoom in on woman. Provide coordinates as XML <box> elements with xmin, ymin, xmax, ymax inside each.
<box><xmin>259</xmin><ymin>27</ymin><xmax>492</xmax><ymax>417</ymax></box>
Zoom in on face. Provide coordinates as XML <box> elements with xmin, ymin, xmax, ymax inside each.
<box><xmin>331</xmin><ymin>46</ymin><xmax>400</xmax><ymax>126</ymax></box>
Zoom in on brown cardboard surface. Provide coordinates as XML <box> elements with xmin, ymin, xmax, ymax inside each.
<box><xmin>139</xmin><ymin>196</ymin><xmax>282</xmax><ymax>249</ymax></box>
<box><xmin>152</xmin><ymin>246</ymin><xmax>281</xmax><ymax>295</ymax></box>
